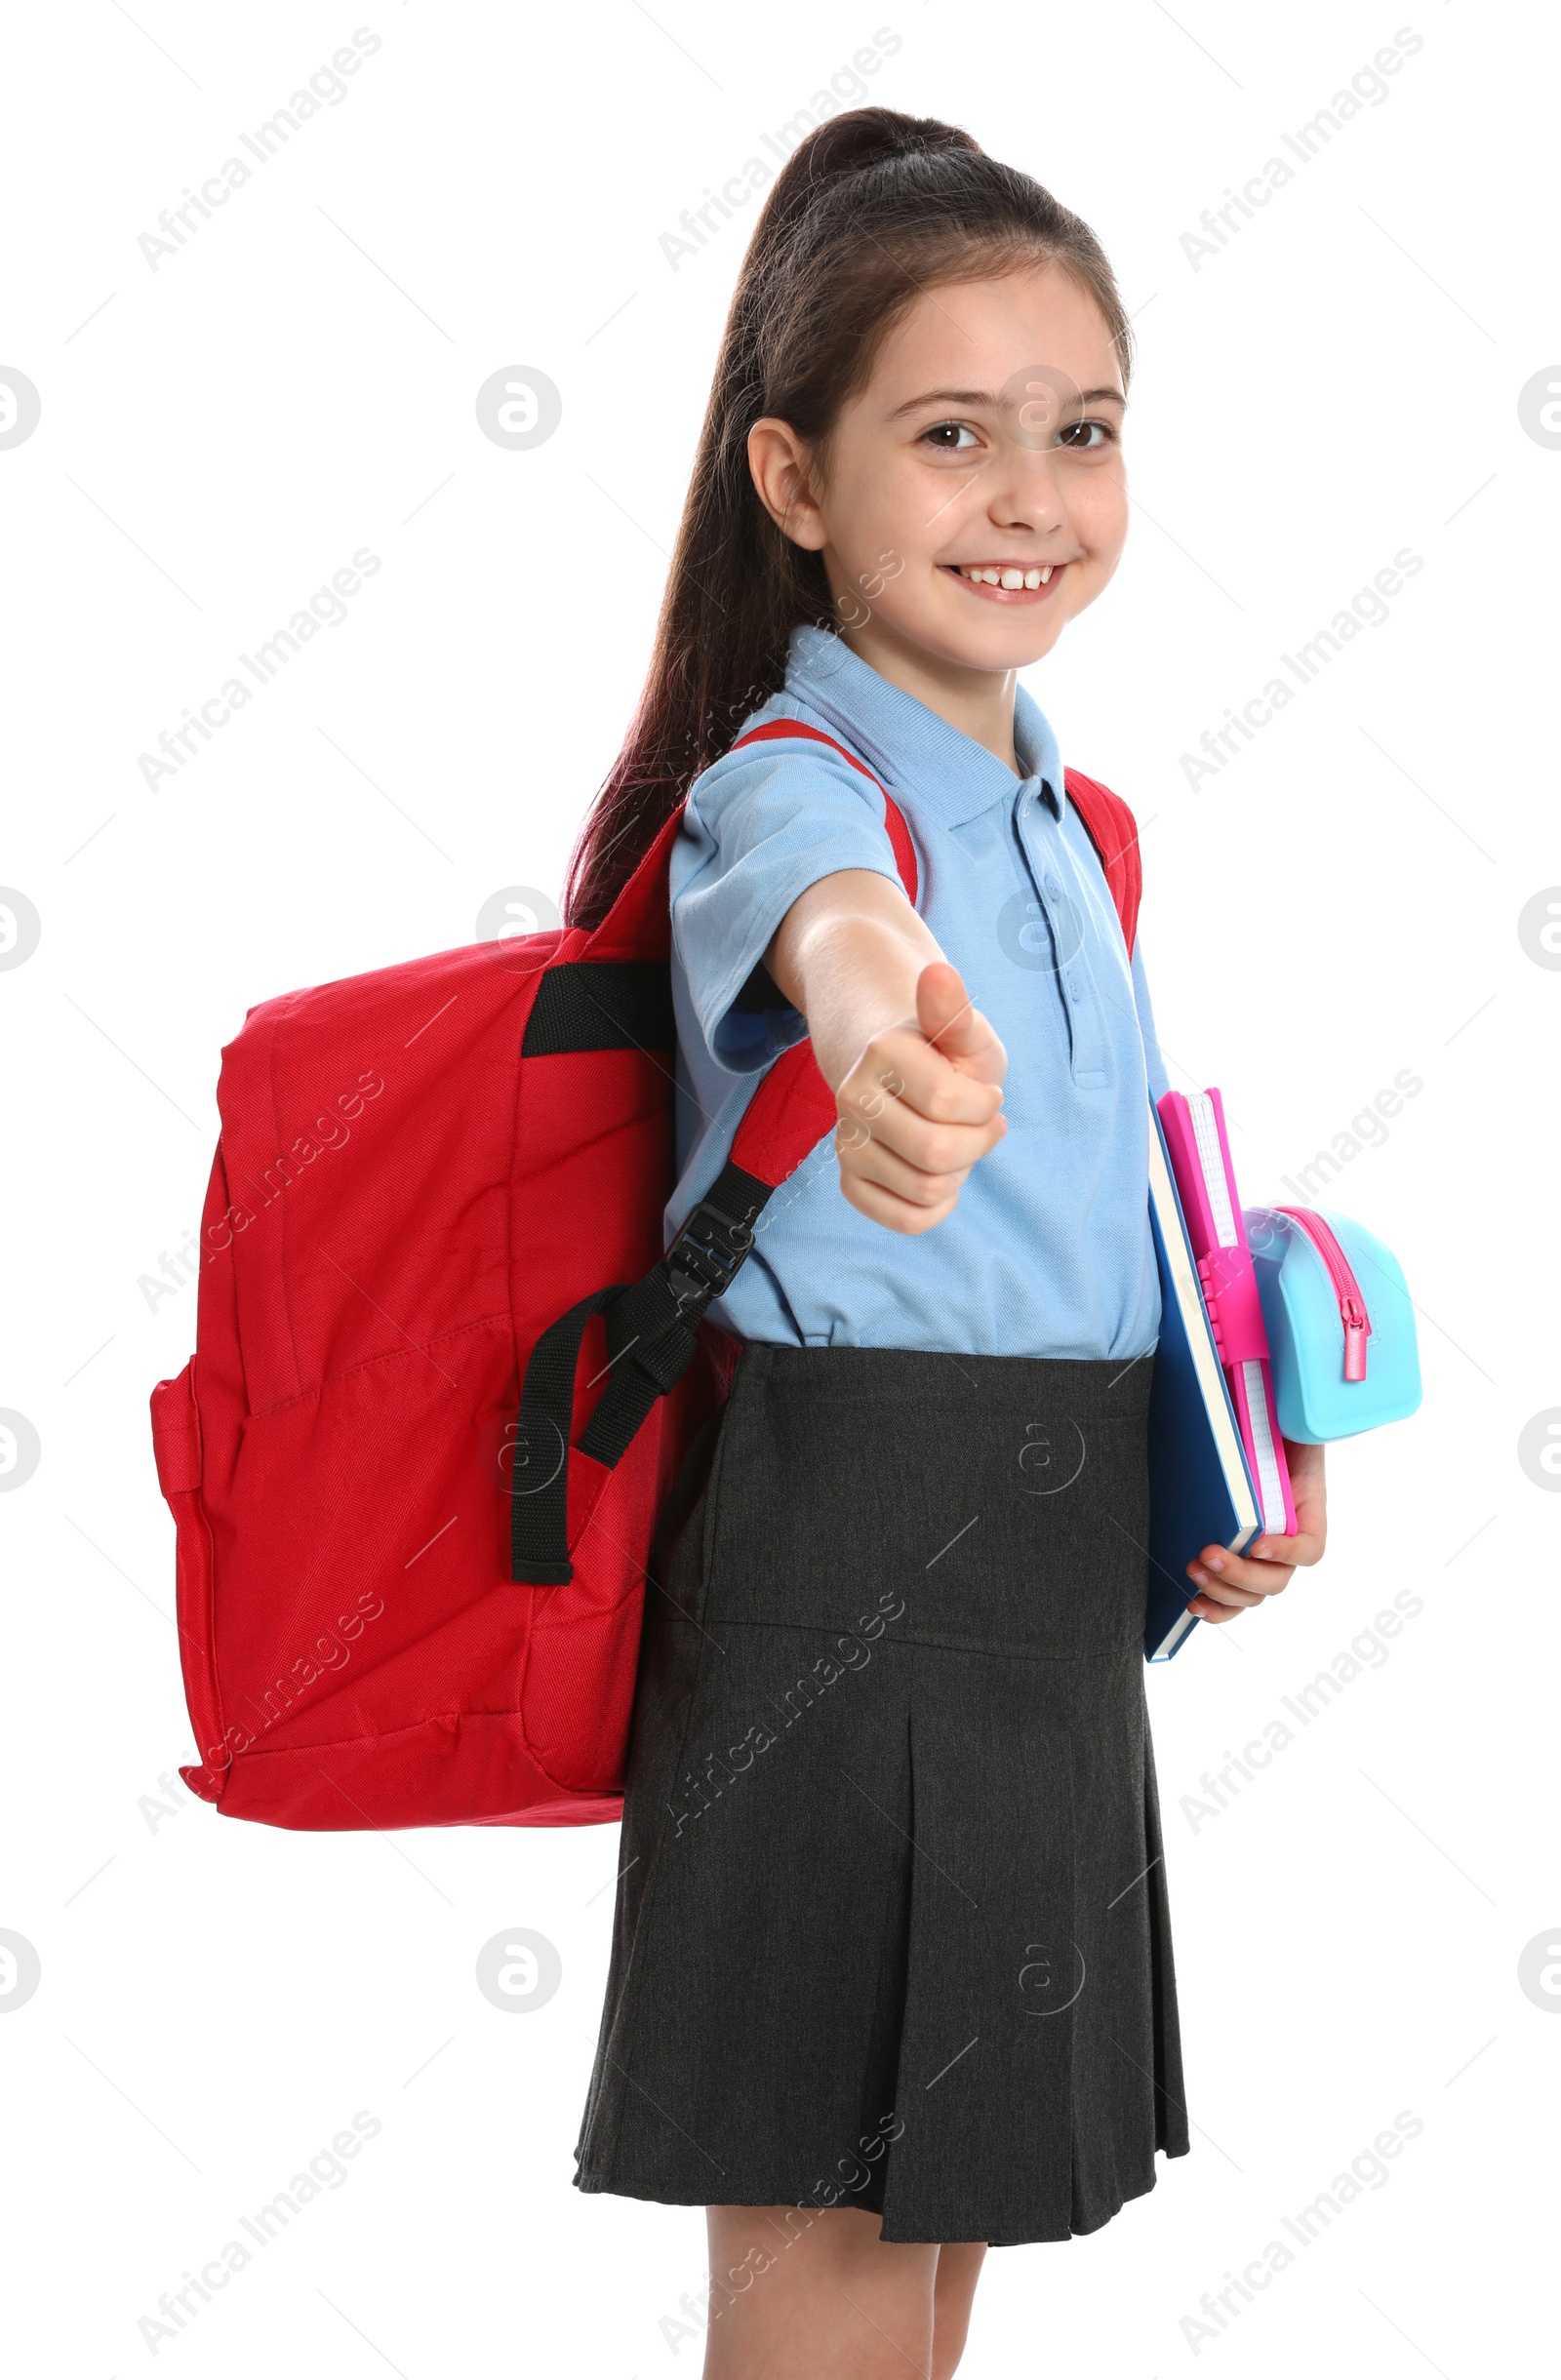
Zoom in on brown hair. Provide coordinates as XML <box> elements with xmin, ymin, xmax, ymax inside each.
<box><xmin>563</xmin><ymin>106</ymin><xmax>1133</xmax><ymax>929</ymax></box>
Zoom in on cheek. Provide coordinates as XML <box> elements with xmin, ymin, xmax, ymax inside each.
<box><xmin>841</xmin><ymin>465</ymin><xmax>934</xmax><ymax>571</ymax></box>
<box><xmin>823</xmin><ymin>472</ymin><xmax>943</xmax><ymax>614</ymax></box>
<box><xmin>1072</xmin><ymin>469</ymin><xmax>1129</xmax><ymax>564</ymax></box>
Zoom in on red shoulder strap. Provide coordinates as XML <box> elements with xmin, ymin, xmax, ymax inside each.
<box><xmin>727</xmin><ymin>719</ymin><xmax>918</xmax><ymax>902</ymax></box>
<box><xmin>715</xmin><ymin>720</ymin><xmax>912</xmax><ymax>1188</ymax></box>
<box><xmin>1062</xmin><ymin>766</ymin><xmax>1141</xmax><ymax>961</ymax></box>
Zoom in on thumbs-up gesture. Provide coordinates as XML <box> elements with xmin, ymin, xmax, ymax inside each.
<box><xmin>834</xmin><ymin>960</ymin><xmax>1008</xmax><ymax>1234</ymax></box>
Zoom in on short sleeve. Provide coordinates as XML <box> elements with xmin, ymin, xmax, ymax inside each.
<box><xmin>670</xmin><ymin>733</ymin><xmax>910</xmax><ymax>1075</ymax></box>
<box><xmin>1131</xmin><ymin>932</ymin><xmax>1172</xmax><ymax>1108</ymax></box>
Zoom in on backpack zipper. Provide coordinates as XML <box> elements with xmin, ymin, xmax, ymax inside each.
<box><xmin>1271</xmin><ymin>1206</ymin><xmax>1373</xmax><ymax>1381</ymax></box>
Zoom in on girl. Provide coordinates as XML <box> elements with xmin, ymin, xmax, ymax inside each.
<box><xmin>566</xmin><ymin>107</ymin><xmax>1326</xmax><ymax>2379</ymax></box>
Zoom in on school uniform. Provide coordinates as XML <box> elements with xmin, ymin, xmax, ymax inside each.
<box><xmin>573</xmin><ymin>623</ymin><xmax>1190</xmax><ymax>2246</ymax></box>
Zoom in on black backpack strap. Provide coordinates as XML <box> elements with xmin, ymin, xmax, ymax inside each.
<box><xmin>509</xmin><ymin>1161</ymin><xmax>768</xmax><ymax>1583</ymax></box>
<box><xmin>508</xmin><ymin>1284</ymin><xmax>623</xmax><ymax>1583</ymax></box>
<box><xmin>579</xmin><ymin>1161</ymin><xmax>766</xmax><ymax>1465</ymax></box>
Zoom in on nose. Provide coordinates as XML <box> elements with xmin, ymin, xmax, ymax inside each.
<box><xmin>989</xmin><ymin>442</ymin><xmax>1067</xmax><ymax>538</ymax></box>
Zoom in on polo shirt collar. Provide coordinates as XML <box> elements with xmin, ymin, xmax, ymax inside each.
<box><xmin>781</xmin><ymin>622</ymin><xmax>1064</xmax><ymax>824</ymax></box>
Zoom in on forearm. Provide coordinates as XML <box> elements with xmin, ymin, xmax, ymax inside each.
<box><xmin>764</xmin><ymin>868</ymin><xmax>946</xmax><ymax>1095</ymax></box>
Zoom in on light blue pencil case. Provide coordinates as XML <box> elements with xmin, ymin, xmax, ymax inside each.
<box><xmin>1242</xmin><ymin>1204</ymin><xmax>1421</xmax><ymax>1443</ymax></box>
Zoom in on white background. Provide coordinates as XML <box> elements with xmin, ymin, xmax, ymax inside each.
<box><xmin>2</xmin><ymin>1</ymin><xmax>1556</xmax><ymax>2372</ymax></box>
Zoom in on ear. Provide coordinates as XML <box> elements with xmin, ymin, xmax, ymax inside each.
<box><xmin>747</xmin><ymin>417</ymin><xmax>828</xmax><ymax>552</ymax></box>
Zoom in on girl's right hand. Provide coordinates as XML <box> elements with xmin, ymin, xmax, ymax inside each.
<box><xmin>833</xmin><ymin>960</ymin><xmax>1008</xmax><ymax>1234</ymax></box>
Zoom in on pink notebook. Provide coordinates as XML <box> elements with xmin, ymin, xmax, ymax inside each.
<box><xmin>1156</xmin><ymin>1089</ymin><xmax>1297</xmax><ymax>1538</ymax></box>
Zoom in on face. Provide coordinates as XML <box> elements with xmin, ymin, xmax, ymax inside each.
<box><xmin>750</xmin><ymin>262</ymin><xmax>1129</xmax><ymax>687</ymax></box>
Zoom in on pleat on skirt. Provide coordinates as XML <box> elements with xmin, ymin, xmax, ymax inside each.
<box><xmin>573</xmin><ymin>1337</ymin><xmax>1191</xmax><ymax>2247</ymax></box>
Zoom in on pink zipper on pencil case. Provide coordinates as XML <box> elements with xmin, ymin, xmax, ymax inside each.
<box><xmin>1269</xmin><ymin>1207</ymin><xmax>1374</xmax><ymax>1381</ymax></box>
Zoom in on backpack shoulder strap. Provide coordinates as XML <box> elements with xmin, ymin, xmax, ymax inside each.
<box><xmin>726</xmin><ymin>718</ymin><xmax>918</xmax><ymax>904</ymax></box>
<box><xmin>717</xmin><ymin>716</ymin><xmax>915</xmax><ymax>1185</ymax></box>
<box><xmin>1061</xmin><ymin>766</ymin><xmax>1141</xmax><ymax>962</ymax></box>
<box><xmin>512</xmin><ymin>724</ymin><xmax>917</xmax><ymax>1574</ymax></box>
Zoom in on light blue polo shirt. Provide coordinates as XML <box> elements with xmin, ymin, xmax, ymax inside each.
<box><xmin>665</xmin><ymin>622</ymin><xmax>1171</xmax><ymax>1361</ymax></box>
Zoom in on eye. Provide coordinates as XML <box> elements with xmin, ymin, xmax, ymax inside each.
<box><xmin>1057</xmin><ymin>416</ymin><xmax>1118</xmax><ymax>453</ymax></box>
<box><xmin>919</xmin><ymin>419</ymin><xmax>981</xmax><ymax>453</ymax></box>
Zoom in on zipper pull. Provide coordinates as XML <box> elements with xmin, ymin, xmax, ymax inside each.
<box><xmin>1341</xmin><ymin>1294</ymin><xmax>1369</xmax><ymax>1381</ymax></box>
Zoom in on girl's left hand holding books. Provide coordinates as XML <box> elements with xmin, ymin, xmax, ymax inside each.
<box><xmin>1184</xmin><ymin>1439</ymin><xmax>1327</xmax><ymax>1623</ymax></box>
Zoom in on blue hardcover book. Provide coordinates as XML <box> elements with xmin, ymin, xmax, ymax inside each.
<box><xmin>1144</xmin><ymin>1101</ymin><xmax>1262</xmax><ymax>1661</ymax></box>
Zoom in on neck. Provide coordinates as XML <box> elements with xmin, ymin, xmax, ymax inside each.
<box><xmin>835</xmin><ymin>615</ymin><xmax>1022</xmax><ymax>776</ymax></box>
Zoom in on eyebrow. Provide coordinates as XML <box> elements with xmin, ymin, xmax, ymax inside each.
<box><xmin>886</xmin><ymin>384</ymin><xmax>1127</xmax><ymax>419</ymax></box>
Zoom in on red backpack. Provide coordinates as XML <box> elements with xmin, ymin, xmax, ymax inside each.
<box><xmin>149</xmin><ymin>723</ymin><xmax>1141</xmax><ymax>1831</ymax></box>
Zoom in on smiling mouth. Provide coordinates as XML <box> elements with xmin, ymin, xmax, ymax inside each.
<box><xmin>942</xmin><ymin>561</ymin><xmax>1066</xmax><ymax>600</ymax></box>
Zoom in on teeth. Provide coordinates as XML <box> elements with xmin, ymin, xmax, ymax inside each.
<box><xmin>956</xmin><ymin>563</ymin><xmax>1058</xmax><ymax>587</ymax></box>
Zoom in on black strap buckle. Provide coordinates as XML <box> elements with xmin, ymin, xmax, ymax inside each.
<box><xmin>665</xmin><ymin>1197</ymin><xmax>757</xmax><ymax>1311</ymax></box>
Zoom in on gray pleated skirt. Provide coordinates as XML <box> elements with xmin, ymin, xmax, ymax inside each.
<box><xmin>573</xmin><ymin>1338</ymin><xmax>1190</xmax><ymax>2247</ymax></box>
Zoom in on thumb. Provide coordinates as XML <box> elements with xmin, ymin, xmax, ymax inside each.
<box><xmin>915</xmin><ymin>961</ymin><xmax>987</xmax><ymax>1060</ymax></box>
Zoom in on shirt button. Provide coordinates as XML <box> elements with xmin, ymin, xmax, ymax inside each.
<box><xmin>1066</xmin><ymin>973</ymin><xmax>1081</xmax><ymax>1001</ymax></box>
<box><xmin>1044</xmin><ymin>874</ymin><xmax>1061</xmax><ymax>897</ymax></box>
